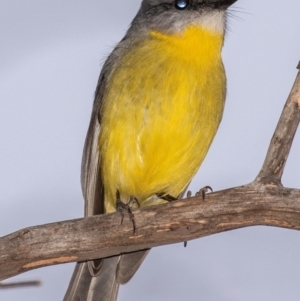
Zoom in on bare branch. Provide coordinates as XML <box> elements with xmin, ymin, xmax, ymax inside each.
<box><xmin>1</xmin><ymin>63</ymin><xmax>300</xmax><ymax>285</ymax></box>
<box><xmin>255</xmin><ymin>65</ymin><xmax>300</xmax><ymax>185</ymax></box>
<box><xmin>0</xmin><ymin>184</ymin><xmax>300</xmax><ymax>281</ymax></box>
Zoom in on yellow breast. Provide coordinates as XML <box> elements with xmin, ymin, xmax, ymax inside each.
<box><xmin>99</xmin><ymin>25</ymin><xmax>226</xmax><ymax>213</ymax></box>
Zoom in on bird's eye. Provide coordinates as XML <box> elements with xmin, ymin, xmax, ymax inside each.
<box><xmin>175</xmin><ymin>0</ymin><xmax>189</xmax><ymax>10</ymax></box>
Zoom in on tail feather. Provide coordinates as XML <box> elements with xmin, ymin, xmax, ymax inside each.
<box><xmin>87</xmin><ymin>257</ymin><xmax>120</xmax><ymax>301</ymax></box>
<box><xmin>63</xmin><ymin>257</ymin><xmax>120</xmax><ymax>301</ymax></box>
<box><xmin>63</xmin><ymin>262</ymin><xmax>93</xmax><ymax>301</ymax></box>
<box><xmin>117</xmin><ymin>250</ymin><xmax>150</xmax><ymax>284</ymax></box>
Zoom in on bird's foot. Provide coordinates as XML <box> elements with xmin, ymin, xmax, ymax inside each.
<box><xmin>195</xmin><ymin>186</ymin><xmax>213</xmax><ymax>201</ymax></box>
<box><xmin>116</xmin><ymin>191</ymin><xmax>139</xmax><ymax>234</ymax></box>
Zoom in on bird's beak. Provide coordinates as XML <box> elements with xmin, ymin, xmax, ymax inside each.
<box><xmin>217</xmin><ymin>0</ymin><xmax>237</xmax><ymax>9</ymax></box>
<box><xmin>204</xmin><ymin>0</ymin><xmax>237</xmax><ymax>9</ymax></box>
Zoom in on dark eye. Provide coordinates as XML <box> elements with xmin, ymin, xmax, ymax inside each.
<box><xmin>175</xmin><ymin>0</ymin><xmax>189</xmax><ymax>10</ymax></box>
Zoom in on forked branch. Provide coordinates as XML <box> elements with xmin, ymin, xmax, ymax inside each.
<box><xmin>0</xmin><ymin>63</ymin><xmax>299</xmax><ymax>282</ymax></box>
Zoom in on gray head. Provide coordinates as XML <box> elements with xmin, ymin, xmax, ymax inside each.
<box><xmin>127</xmin><ymin>0</ymin><xmax>237</xmax><ymax>37</ymax></box>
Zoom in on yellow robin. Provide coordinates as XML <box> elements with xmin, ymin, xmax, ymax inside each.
<box><xmin>64</xmin><ymin>0</ymin><xmax>236</xmax><ymax>300</ymax></box>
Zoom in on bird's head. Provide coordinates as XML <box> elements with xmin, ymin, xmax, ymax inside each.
<box><xmin>129</xmin><ymin>0</ymin><xmax>237</xmax><ymax>37</ymax></box>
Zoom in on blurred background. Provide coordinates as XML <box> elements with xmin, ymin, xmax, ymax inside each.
<box><xmin>1</xmin><ymin>0</ymin><xmax>300</xmax><ymax>300</ymax></box>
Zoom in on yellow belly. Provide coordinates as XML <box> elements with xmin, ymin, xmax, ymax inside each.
<box><xmin>99</xmin><ymin>26</ymin><xmax>226</xmax><ymax>213</ymax></box>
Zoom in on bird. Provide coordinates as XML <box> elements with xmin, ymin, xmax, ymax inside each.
<box><xmin>63</xmin><ymin>0</ymin><xmax>236</xmax><ymax>300</ymax></box>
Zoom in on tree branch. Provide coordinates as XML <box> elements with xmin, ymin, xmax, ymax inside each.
<box><xmin>255</xmin><ymin>64</ymin><xmax>300</xmax><ymax>184</ymax></box>
<box><xmin>0</xmin><ymin>63</ymin><xmax>299</xmax><ymax>282</ymax></box>
<box><xmin>0</xmin><ymin>185</ymin><xmax>300</xmax><ymax>281</ymax></box>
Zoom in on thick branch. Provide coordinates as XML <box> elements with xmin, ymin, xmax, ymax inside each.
<box><xmin>1</xmin><ymin>63</ymin><xmax>300</xmax><ymax>283</ymax></box>
<box><xmin>1</xmin><ymin>184</ymin><xmax>300</xmax><ymax>281</ymax></box>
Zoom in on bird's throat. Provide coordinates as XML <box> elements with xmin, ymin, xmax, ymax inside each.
<box><xmin>150</xmin><ymin>25</ymin><xmax>224</xmax><ymax>67</ymax></box>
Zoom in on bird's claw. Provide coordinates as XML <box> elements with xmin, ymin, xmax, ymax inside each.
<box><xmin>116</xmin><ymin>191</ymin><xmax>139</xmax><ymax>234</ymax></box>
<box><xmin>195</xmin><ymin>186</ymin><xmax>213</xmax><ymax>200</ymax></box>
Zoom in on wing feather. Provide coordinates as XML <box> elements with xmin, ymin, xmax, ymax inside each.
<box><xmin>65</xmin><ymin>39</ymin><xmax>151</xmax><ymax>301</ymax></box>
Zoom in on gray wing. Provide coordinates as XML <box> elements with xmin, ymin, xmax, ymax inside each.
<box><xmin>63</xmin><ymin>43</ymin><xmax>149</xmax><ymax>301</ymax></box>
<box><xmin>81</xmin><ymin>71</ymin><xmax>106</xmax><ymax>218</ymax></box>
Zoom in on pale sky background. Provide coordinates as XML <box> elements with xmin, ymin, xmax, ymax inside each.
<box><xmin>1</xmin><ymin>0</ymin><xmax>300</xmax><ymax>300</ymax></box>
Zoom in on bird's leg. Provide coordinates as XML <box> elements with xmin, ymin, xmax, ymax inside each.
<box><xmin>128</xmin><ymin>195</ymin><xmax>140</xmax><ymax>208</ymax></box>
<box><xmin>116</xmin><ymin>191</ymin><xmax>139</xmax><ymax>234</ymax></box>
<box><xmin>156</xmin><ymin>193</ymin><xmax>189</xmax><ymax>246</ymax></box>
<box><xmin>184</xmin><ymin>191</ymin><xmax>192</xmax><ymax>248</ymax></box>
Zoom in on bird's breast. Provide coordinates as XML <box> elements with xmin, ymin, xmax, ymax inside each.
<box><xmin>100</xmin><ymin>25</ymin><xmax>226</xmax><ymax>212</ymax></box>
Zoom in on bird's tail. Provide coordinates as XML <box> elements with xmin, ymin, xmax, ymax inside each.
<box><xmin>63</xmin><ymin>250</ymin><xmax>149</xmax><ymax>301</ymax></box>
<box><xmin>63</xmin><ymin>257</ymin><xmax>120</xmax><ymax>301</ymax></box>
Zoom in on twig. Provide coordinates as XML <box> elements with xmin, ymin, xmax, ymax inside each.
<box><xmin>0</xmin><ymin>281</ymin><xmax>41</xmax><ymax>289</ymax></box>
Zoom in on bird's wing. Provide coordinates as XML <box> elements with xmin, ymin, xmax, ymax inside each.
<box><xmin>81</xmin><ymin>72</ymin><xmax>106</xmax><ymax>218</ymax></box>
<box><xmin>63</xmin><ymin>50</ymin><xmax>149</xmax><ymax>301</ymax></box>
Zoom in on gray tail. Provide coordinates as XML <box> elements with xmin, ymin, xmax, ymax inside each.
<box><xmin>63</xmin><ymin>257</ymin><xmax>120</xmax><ymax>301</ymax></box>
<box><xmin>63</xmin><ymin>251</ymin><xmax>149</xmax><ymax>301</ymax></box>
